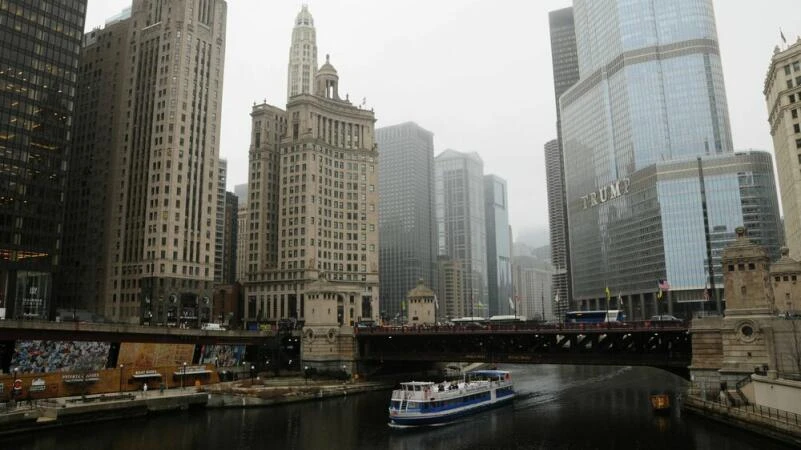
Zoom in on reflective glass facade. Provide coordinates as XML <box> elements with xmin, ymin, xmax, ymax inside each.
<box><xmin>559</xmin><ymin>0</ymin><xmax>779</xmax><ymax>317</ymax></box>
<box><xmin>377</xmin><ymin>122</ymin><xmax>437</xmax><ymax>320</ymax></box>
<box><xmin>484</xmin><ymin>175</ymin><xmax>512</xmax><ymax>316</ymax></box>
<box><xmin>0</xmin><ymin>0</ymin><xmax>86</xmax><ymax>319</ymax></box>
<box><xmin>547</xmin><ymin>7</ymin><xmax>580</xmax><ymax>316</ymax></box>
<box><xmin>435</xmin><ymin>150</ymin><xmax>487</xmax><ymax>318</ymax></box>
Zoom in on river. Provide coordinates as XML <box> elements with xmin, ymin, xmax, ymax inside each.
<box><xmin>0</xmin><ymin>365</ymin><xmax>793</xmax><ymax>450</ymax></box>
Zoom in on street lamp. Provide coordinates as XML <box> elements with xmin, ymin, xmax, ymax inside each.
<box><xmin>119</xmin><ymin>364</ymin><xmax>124</xmax><ymax>393</ymax></box>
<box><xmin>250</xmin><ymin>365</ymin><xmax>255</xmax><ymax>380</ymax></box>
<box><xmin>304</xmin><ymin>366</ymin><xmax>309</xmax><ymax>385</ymax></box>
<box><xmin>181</xmin><ymin>362</ymin><xmax>187</xmax><ymax>390</ymax></box>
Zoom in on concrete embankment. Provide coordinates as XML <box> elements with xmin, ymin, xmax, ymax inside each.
<box><xmin>683</xmin><ymin>395</ymin><xmax>801</xmax><ymax>447</ymax></box>
<box><xmin>203</xmin><ymin>378</ymin><xmax>393</xmax><ymax>408</ymax></box>
<box><xmin>0</xmin><ymin>379</ymin><xmax>394</xmax><ymax>437</ymax></box>
<box><xmin>0</xmin><ymin>390</ymin><xmax>207</xmax><ymax>437</ymax></box>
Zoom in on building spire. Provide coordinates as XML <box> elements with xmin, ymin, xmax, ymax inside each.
<box><xmin>287</xmin><ymin>5</ymin><xmax>318</xmax><ymax>100</ymax></box>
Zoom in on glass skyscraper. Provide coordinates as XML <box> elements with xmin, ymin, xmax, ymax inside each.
<box><xmin>484</xmin><ymin>175</ymin><xmax>512</xmax><ymax>316</ymax></box>
<box><xmin>0</xmin><ymin>1</ymin><xmax>87</xmax><ymax>319</ymax></box>
<box><xmin>547</xmin><ymin>7</ymin><xmax>581</xmax><ymax>317</ymax></box>
<box><xmin>435</xmin><ymin>150</ymin><xmax>487</xmax><ymax>318</ymax></box>
<box><xmin>560</xmin><ymin>0</ymin><xmax>781</xmax><ymax>318</ymax></box>
<box><xmin>377</xmin><ymin>122</ymin><xmax>437</xmax><ymax>321</ymax></box>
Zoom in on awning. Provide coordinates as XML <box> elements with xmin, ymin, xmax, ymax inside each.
<box><xmin>173</xmin><ymin>369</ymin><xmax>212</xmax><ymax>376</ymax></box>
<box><xmin>133</xmin><ymin>373</ymin><xmax>163</xmax><ymax>379</ymax></box>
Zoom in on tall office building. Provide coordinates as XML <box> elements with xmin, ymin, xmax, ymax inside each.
<box><xmin>234</xmin><ymin>183</ymin><xmax>248</xmax><ymax>282</ymax></box>
<box><xmin>215</xmin><ymin>159</ymin><xmax>228</xmax><ymax>283</ymax></box>
<box><xmin>560</xmin><ymin>0</ymin><xmax>781</xmax><ymax>318</ymax></box>
<box><xmin>546</xmin><ymin>8</ymin><xmax>580</xmax><ymax>316</ymax></box>
<box><xmin>435</xmin><ymin>150</ymin><xmax>487</xmax><ymax>318</ymax></box>
<box><xmin>244</xmin><ymin>8</ymin><xmax>379</xmax><ymax>367</ymax></box>
<box><xmin>512</xmin><ymin>256</ymin><xmax>554</xmax><ymax>322</ymax></box>
<box><xmin>222</xmin><ymin>191</ymin><xmax>238</xmax><ymax>284</ymax></box>
<box><xmin>62</xmin><ymin>0</ymin><xmax>227</xmax><ymax>324</ymax></box>
<box><xmin>765</xmin><ymin>39</ymin><xmax>801</xmax><ymax>259</ymax></box>
<box><xmin>376</xmin><ymin>122</ymin><xmax>436</xmax><ymax>321</ymax></box>
<box><xmin>0</xmin><ymin>1</ymin><xmax>87</xmax><ymax>319</ymax></box>
<box><xmin>287</xmin><ymin>5</ymin><xmax>317</xmax><ymax>99</ymax></box>
<box><xmin>484</xmin><ymin>175</ymin><xmax>512</xmax><ymax>316</ymax></box>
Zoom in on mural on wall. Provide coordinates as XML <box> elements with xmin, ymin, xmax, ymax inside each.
<box><xmin>11</xmin><ymin>340</ymin><xmax>111</xmax><ymax>373</ymax></box>
<box><xmin>200</xmin><ymin>345</ymin><xmax>245</xmax><ymax>368</ymax></box>
<box><xmin>117</xmin><ymin>343</ymin><xmax>196</xmax><ymax>369</ymax></box>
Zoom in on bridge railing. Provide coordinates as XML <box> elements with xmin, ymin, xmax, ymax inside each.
<box><xmin>354</xmin><ymin>321</ymin><xmax>688</xmax><ymax>335</ymax></box>
<box><xmin>691</xmin><ymin>396</ymin><xmax>801</xmax><ymax>426</ymax></box>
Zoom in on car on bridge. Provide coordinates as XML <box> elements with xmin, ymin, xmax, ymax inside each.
<box><xmin>650</xmin><ymin>314</ymin><xmax>682</xmax><ymax>323</ymax></box>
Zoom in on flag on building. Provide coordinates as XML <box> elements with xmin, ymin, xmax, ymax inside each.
<box><xmin>781</xmin><ymin>28</ymin><xmax>787</xmax><ymax>43</ymax></box>
<box><xmin>605</xmin><ymin>286</ymin><xmax>611</xmax><ymax>301</ymax></box>
<box><xmin>508</xmin><ymin>297</ymin><xmax>515</xmax><ymax>311</ymax></box>
<box><xmin>657</xmin><ymin>279</ymin><xmax>669</xmax><ymax>300</ymax></box>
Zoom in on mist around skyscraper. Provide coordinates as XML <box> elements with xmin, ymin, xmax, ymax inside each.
<box><xmin>0</xmin><ymin>0</ymin><xmax>794</xmax><ymax>331</ymax></box>
<box><xmin>550</xmin><ymin>0</ymin><xmax>784</xmax><ymax>320</ymax></box>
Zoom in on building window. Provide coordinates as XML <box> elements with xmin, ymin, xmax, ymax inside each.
<box><xmin>793</xmin><ymin>109</ymin><xmax>799</xmax><ymax>119</ymax></box>
<box><xmin>786</xmin><ymin>65</ymin><xmax>792</xmax><ymax>75</ymax></box>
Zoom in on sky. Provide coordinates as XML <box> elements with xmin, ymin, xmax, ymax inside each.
<box><xmin>84</xmin><ymin>0</ymin><xmax>801</xmax><ymax>247</ymax></box>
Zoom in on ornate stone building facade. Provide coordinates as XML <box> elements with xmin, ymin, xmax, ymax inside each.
<box><xmin>64</xmin><ymin>1</ymin><xmax>227</xmax><ymax>324</ymax></box>
<box><xmin>691</xmin><ymin>228</ymin><xmax>801</xmax><ymax>399</ymax></box>
<box><xmin>244</xmin><ymin>7</ymin><xmax>378</xmax><ymax>370</ymax></box>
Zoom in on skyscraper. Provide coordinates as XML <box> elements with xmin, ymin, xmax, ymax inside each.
<box><xmin>234</xmin><ymin>183</ymin><xmax>248</xmax><ymax>282</ymax></box>
<box><xmin>484</xmin><ymin>175</ymin><xmax>512</xmax><ymax>316</ymax></box>
<box><xmin>765</xmin><ymin>39</ymin><xmax>801</xmax><ymax>259</ymax></box>
<box><xmin>560</xmin><ymin>0</ymin><xmax>781</xmax><ymax>318</ymax></box>
<box><xmin>244</xmin><ymin>8</ymin><xmax>379</xmax><ymax>367</ymax></box>
<box><xmin>546</xmin><ymin>7</ymin><xmax>580</xmax><ymax>317</ymax></box>
<box><xmin>215</xmin><ymin>159</ymin><xmax>228</xmax><ymax>284</ymax></box>
<box><xmin>435</xmin><ymin>150</ymin><xmax>487</xmax><ymax>318</ymax></box>
<box><xmin>287</xmin><ymin>5</ymin><xmax>318</xmax><ymax>99</ymax></box>
<box><xmin>62</xmin><ymin>0</ymin><xmax>227</xmax><ymax>323</ymax></box>
<box><xmin>0</xmin><ymin>1</ymin><xmax>87</xmax><ymax>320</ymax></box>
<box><xmin>376</xmin><ymin>122</ymin><xmax>436</xmax><ymax>321</ymax></box>
<box><xmin>222</xmin><ymin>191</ymin><xmax>239</xmax><ymax>285</ymax></box>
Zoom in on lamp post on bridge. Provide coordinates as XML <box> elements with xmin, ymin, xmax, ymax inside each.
<box><xmin>119</xmin><ymin>364</ymin><xmax>124</xmax><ymax>393</ymax></box>
<box><xmin>181</xmin><ymin>362</ymin><xmax>187</xmax><ymax>390</ymax></box>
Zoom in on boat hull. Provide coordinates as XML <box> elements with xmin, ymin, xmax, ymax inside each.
<box><xmin>388</xmin><ymin>393</ymin><xmax>515</xmax><ymax>427</ymax></box>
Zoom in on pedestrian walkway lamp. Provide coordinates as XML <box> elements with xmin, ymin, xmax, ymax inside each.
<box><xmin>304</xmin><ymin>366</ymin><xmax>309</xmax><ymax>385</ymax></box>
<box><xmin>181</xmin><ymin>362</ymin><xmax>187</xmax><ymax>389</ymax></box>
<box><xmin>119</xmin><ymin>364</ymin><xmax>124</xmax><ymax>393</ymax></box>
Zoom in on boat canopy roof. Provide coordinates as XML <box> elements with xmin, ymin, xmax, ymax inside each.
<box><xmin>399</xmin><ymin>381</ymin><xmax>436</xmax><ymax>390</ymax></box>
<box><xmin>469</xmin><ymin>370</ymin><xmax>511</xmax><ymax>380</ymax></box>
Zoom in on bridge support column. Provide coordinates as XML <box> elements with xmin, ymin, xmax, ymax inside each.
<box><xmin>639</xmin><ymin>293</ymin><xmax>646</xmax><ymax>321</ymax></box>
<box><xmin>625</xmin><ymin>295</ymin><xmax>632</xmax><ymax>320</ymax></box>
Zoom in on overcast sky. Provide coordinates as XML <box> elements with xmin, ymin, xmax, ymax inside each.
<box><xmin>85</xmin><ymin>0</ymin><xmax>801</xmax><ymax>246</ymax></box>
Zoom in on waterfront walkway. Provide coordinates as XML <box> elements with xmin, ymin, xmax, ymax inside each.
<box><xmin>684</xmin><ymin>395</ymin><xmax>801</xmax><ymax>447</ymax></box>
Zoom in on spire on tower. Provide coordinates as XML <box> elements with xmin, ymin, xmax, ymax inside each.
<box><xmin>287</xmin><ymin>5</ymin><xmax>318</xmax><ymax>100</ymax></box>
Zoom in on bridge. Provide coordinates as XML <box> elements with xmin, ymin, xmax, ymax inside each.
<box><xmin>355</xmin><ymin>322</ymin><xmax>692</xmax><ymax>376</ymax></box>
<box><xmin>0</xmin><ymin>319</ymin><xmax>276</xmax><ymax>345</ymax></box>
<box><xmin>0</xmin><ymin>320</ymin><xmax>691</xmax><ymax>374</ymax></box>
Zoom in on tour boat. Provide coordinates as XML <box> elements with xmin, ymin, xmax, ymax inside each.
<box><xmin>388</xmin><ymin>370</ymin><xmax>515</xmax><ymax>427</ymax></box>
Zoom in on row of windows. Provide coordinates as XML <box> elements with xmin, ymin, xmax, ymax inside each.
<box><xmin>783</xmin><ymin>60</ymin><xmax>801</xmax><ymax>75</ymax></box>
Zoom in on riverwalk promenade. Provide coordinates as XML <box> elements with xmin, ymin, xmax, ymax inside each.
<box><xmin>0</xmin><ymin>377</ymin><xmax>393</xmax><ymax>437</ymax></box>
